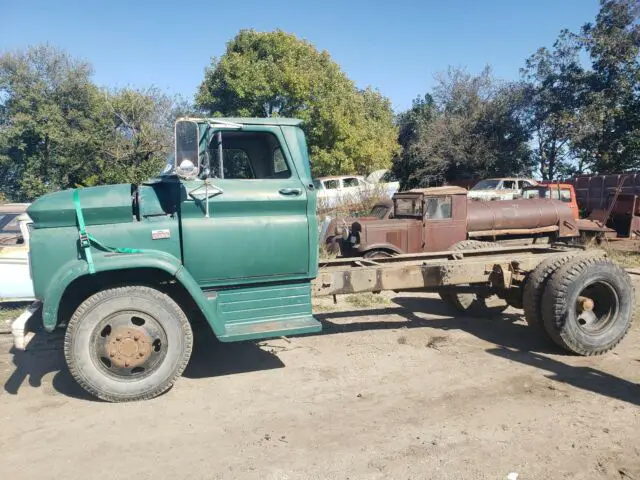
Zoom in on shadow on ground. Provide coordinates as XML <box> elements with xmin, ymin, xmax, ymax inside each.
<box><xmin>2</xmin><ymin>322</ymin><xmax>285</xmax><ymax>401</ymax></box>
<box><xmin>3</xmin><ymin>335</ymin><xmax>97</xmax><ymax>401</ymax></box>
<box><xmin>3</xmin><ymin>296</ymin><xmax>637</xmax><ymax>405</ymax></box>
<box><xmin>317</xmin><ymin>295</ymin><xmax>559</xmax><ymax>355</ymax></box>
<box><xmin>182</xmin><ymin>323</ymin><xmax>284</xmax><ymax>379</ymax></box>
<box><xmin>488</xmin><ymin>346</ymin><xmax>640</xmax><ymax>406</ymax></box>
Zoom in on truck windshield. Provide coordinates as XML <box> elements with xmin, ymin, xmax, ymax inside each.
<box><xmin>395</xmin><ymin>198</ymin><xmax>423</xmax><ymax>217</ymax></box>
<box><xmin>471</xmin><ymin>179</ymin><xmax>500</xmax><ymax>190</ymax></box>
<box><xmin>522</xmin><ymin>187</ymin><xmax>572</xmax><ymax>202</ymax></box>
<box><xmin>522</xmin><ymin>188</ymin><xmax>543</xmax><ymax>199</ymax></box>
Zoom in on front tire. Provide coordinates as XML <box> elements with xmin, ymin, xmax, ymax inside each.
<box><xmin>64</xmin><ymin>286</ymin><xmax>193</xmax><ymax>402</ymax></box>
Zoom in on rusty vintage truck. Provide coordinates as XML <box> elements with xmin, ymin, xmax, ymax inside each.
<box><xmin>339</xmin><ymin>186</ymin><xmax>580</xmax><ymax>258</ymax></box>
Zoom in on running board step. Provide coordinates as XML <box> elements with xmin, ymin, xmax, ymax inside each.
<box><xmin>219</xmin><ymin>316</ymin><xmax>322</xmax><ymax>342</ymax></box>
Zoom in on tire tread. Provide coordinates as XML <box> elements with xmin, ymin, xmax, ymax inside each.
<box><xmin>64</xmin><ymin>285</ymin><xmax>193</xmax><ymax>402</ymax></box>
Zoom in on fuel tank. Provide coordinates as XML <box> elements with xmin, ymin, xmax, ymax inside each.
<box><xmin>467</xmin><ymin>198</ymin><xmax>576</xmax><ymax>234</ymax></box>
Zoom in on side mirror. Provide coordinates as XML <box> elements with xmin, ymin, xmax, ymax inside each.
<box><xmin>175</xmin><ymin>120</ymin><xmax>200</xmax><ymax>179</ymax></box>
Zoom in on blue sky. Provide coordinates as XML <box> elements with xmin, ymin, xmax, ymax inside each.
<box><xmin>1</xmin><ymin>0</ymin><xmax>600</xmax><ymax>112</ymax></box>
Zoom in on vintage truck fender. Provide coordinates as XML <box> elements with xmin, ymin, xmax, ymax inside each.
<box><xmin>359</xmin><ymin>243</ymin><xmax>404</xmax><ymax>255</ymax></box>
<box><xmin>40</xmin><ymin>250</ymin><xmax>224</xmax><ymax>336</ymax></box>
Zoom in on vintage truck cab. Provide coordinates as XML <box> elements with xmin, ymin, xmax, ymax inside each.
<box><xmin>340</xmin><ymin>186</ymin><xmax>579</xmax><ymax>258</ymax></box>
<box><xmin>25</xmin><ymin>118</ymin><xmax>322</xmax><ymax>401</ymax></box>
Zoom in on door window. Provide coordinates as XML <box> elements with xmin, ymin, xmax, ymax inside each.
<box><xmin>324</xmin><ymin>179</ymin><xmax>339</xmax><ymax>189</ymax></box>
<box><xmin>343</xmin><ymin>177</ymin><xmax>359</xmax><ymax>188</ymax></box>
<box><xmin>209</xmin><ymin>131</ymin><xmax>291</xmax><ymax>179</ymax></box>
<box><xmin>424</xmin><ymin>196</ymin><xmax>452</xmax><ymax>220</ymax></box>
<box><xmin>559</xmin><ymin>188</ymin><xmax>572</xmax><ymax>202</ymax></box>
<box><xmin>502</xmin><ymin>180</ymin><xmax>516</xmax><ymax>189</ymax></box>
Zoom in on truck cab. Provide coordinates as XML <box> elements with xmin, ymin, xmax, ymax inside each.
<box><xmin>340</xmin><ymin>187</ymin><xmax>469</xmax><ymax>258</ymax></box>
<box><xmin>24</xmin><ymin>117</ymin><xmax>325</xmax><ymax>401</ymax></box>
<box><xmin>521</xmin><ymin>183</ymin><xmax>579</xmax><ymax>219</ymax></box>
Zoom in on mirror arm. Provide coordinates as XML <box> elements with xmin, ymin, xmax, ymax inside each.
<box><xmin>217</xmin><ymin>131</ymin><xmax>224</xmax><ymax>179</ymax></box>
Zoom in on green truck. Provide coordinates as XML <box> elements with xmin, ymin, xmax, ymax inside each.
<box><xmin>16</xmin><ymin>117</ymin><xmax>635</xmax><ymax>402</ymax></box>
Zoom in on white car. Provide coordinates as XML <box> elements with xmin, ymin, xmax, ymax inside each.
<box><xmin>467</xmin><ymin>178</ymin><xmax>538</xmax><ymax>201</ymax></box>
<box><xmin>365</xmin><ymin>169</ymin><xmax>400</xmax><ymax>198</ymax></box>
<box><xmin>314</xmin><ymin>175</ymin><xmax>372</xmax><ymax>208</ymax></box>
<box><xmin>314</xmin><ymin>171</ymin><xmax>400</xmax><ymax>209</ymax></box>
<box><xmin>0</xmin><ymin>204</ymin><xmax>34</xmax><ymax>302</ymax></box>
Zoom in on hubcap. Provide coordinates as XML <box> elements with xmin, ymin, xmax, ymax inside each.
<box><xmin>91</xmin><ymin>310</ymin><xmax>168</xmax><ymax>379</ymax></box>
<box><xmin>575</xmin><ymin>281</ymin><xmax>618</xmax><ymax>334</ymax></box>
<box><xmin>107</xmin><ymin>326</ymin><xmax>152</xmax><ymax>368</ymax></box>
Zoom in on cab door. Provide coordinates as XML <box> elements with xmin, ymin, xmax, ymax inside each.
<box><xmin>423</xmin><ymin>195</ymin><xmax>467</xmax><ymax>251</ymax></box>
<box><xmin>180</xmin><ymin>127</ymin><xmax>310</xmax><ymax>286</ymax></box>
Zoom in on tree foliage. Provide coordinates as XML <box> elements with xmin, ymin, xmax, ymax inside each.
<box><xmin>392</xmin><ymin>67</ymin><xmax>532</xmax><ymax>189</ymax></box>
<box><xmin>0</xmin><ymin>45</ymin><xmax>180</xmax><ymax>201</ymax></box>
<box><xmin>196</xmin><ymin>29</ymin><xmax>399</xmax><ymax>176</ymax></box>
<box><xmin>521</xmin><ymin>0</ymin><xmax>640</xmax><ymax>179</ymax></box>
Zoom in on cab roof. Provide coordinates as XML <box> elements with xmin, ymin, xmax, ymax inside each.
<box><xmin>179</xmin><ymin>117</ymin><xmax>303</xmax><ymax>127</ymax></box>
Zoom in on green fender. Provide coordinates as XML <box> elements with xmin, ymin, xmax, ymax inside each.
<box><xmin>41</xmin><ymin>250</ymin><xmax>224</xmax><ymax>336</ymax></box>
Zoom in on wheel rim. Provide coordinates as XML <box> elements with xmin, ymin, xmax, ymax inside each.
<box><xmin>575</xmin><ymin>281</ymin><xmax>619</xmax><ymax>334</ymax></box>
<box><xmin>90</xmin><ymin>310</ymin><xmax>169</xmax><ymax>380</ymax></box>
<box><xmin>364</xmin><ymin>250</ymin><xmax>393</xmax><ymax>259</ymax></box>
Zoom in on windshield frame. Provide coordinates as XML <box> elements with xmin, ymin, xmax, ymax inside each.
<box><xmin>471</xmin><ymin>179</ymin><xmax>501</xmax><ymax>190</ymax></box>
<box><xmin>394</xmin><ymin>196</ymin><xmax>424</xmax><ymax>218</ymax></box>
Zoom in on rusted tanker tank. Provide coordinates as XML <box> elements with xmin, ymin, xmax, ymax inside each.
<box><xmin>467</xmin><ymin>198</ymin><xmax>576</xmax><ymax>236</ymax></box>
<box><xmin>340</xmin><ymin>187</ymin><xmax>579</xmax><ymax>258</ymax></box>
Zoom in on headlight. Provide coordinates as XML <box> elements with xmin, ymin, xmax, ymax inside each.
<box><xmin>342</xmin><ymin>228</ymin><xmax>349</xmax><ymax>240</ymax></box>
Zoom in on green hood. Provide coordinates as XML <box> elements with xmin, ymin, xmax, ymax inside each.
<box><xmin>27</xmin><ymin>184</ymin><xmax>134</xmax><ymax>229</ymax></box>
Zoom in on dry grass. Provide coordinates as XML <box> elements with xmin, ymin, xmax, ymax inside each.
<box><xmin>0</xmin><ymin>303</ymin><xmax>29</xmax><ymax>322</ymax></box>
<box><xmin>318</xmin><ymin>242</ymin><xmax>338</xmax><ymax>261</ymax></box>
<box><xmin>0</xmin><ymin>302</ymin><xmax>29</xmax><ymax>331</ymax></box>
<box><xmin>602</xmin><ymin>247</ymin><xmax>640</xmax><ymax>268</ymax></box>
<box><xmin>345</xmin><ymin>293</ymin><xmax>391</xmax><ymax>309</ymax></box>
<box><xmin>317</xmin><ymin>184</ymin><xmax>391</xmax><ymax>220</ymax></box>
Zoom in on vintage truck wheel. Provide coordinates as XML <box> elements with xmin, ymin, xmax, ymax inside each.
<box><xmin>541</xmin><ymin>257</ymin><xmax>634</xmax><ymax>355</ymax></box>
<box><xmin>64</xmin><ymin>286</ymin><xmax>193</xmax><ymax>402</ymax></box>
<box><xmin>439</xmin><ymin>240</ymin><xmax>508</xmax><ymax>318</ymax></box>
<box><xmin>363</xmin><ymin>249</ymin><xmax>395</xmax><ymax>259</ymax></box>
<box><xmin>522</xmin><ymin>250</ymin><xmax>605</xmax><ymax>330</ymax></box>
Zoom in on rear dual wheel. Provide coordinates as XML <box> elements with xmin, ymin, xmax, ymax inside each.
<box><xmin>540</xmin><ymin>256</ymin><xmax>634</xmax><ymax>355</ymax></box>
<box><xmin>522</xmin><ymin>250</ymin><xmax>606</xmax><ymax>330</ymax></box>
<box><xmin>64</xmin><ymin>286</ymin><xmax>193</xmax><ymax>402</ymax></box>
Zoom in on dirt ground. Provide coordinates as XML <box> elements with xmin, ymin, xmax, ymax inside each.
<box><xmin>0</xmin><ymin>288</ymin><xmax>638</xmax><ymax>480</ymax></box>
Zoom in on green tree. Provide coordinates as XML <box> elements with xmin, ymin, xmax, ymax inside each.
<box><xmin>196</xmin><ymin>29</ymin><xmax>399</xmax><ymax>176</ymax></box>
<box><xmin>0</xmin><ymin>45</ymin><xmax>179</xmax><ymax>200</ymax></box>
<box><xmin>573</xmin><ymin>0</ymin><xmax>640</xmax><ymax>173</ymax></box>
<box><xmin>392</xmin><ymin>67</ymin><xmax>532</xmax><ymax>189</ymax></box>
<box><xmin>521</xmin><ymin>0</ymin><xmax>640</xmax><ymax>178</ymax></box>
<box><xmin>520</xmin><ymin>31</ymin><xmax>585</xmax><ymax>180</ymax></box>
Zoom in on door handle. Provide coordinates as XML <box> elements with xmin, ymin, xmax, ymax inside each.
<box><xmin>279</xmin><ymin>188</ymin><xmax>302</xmax><ymax>196</ymax></box>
